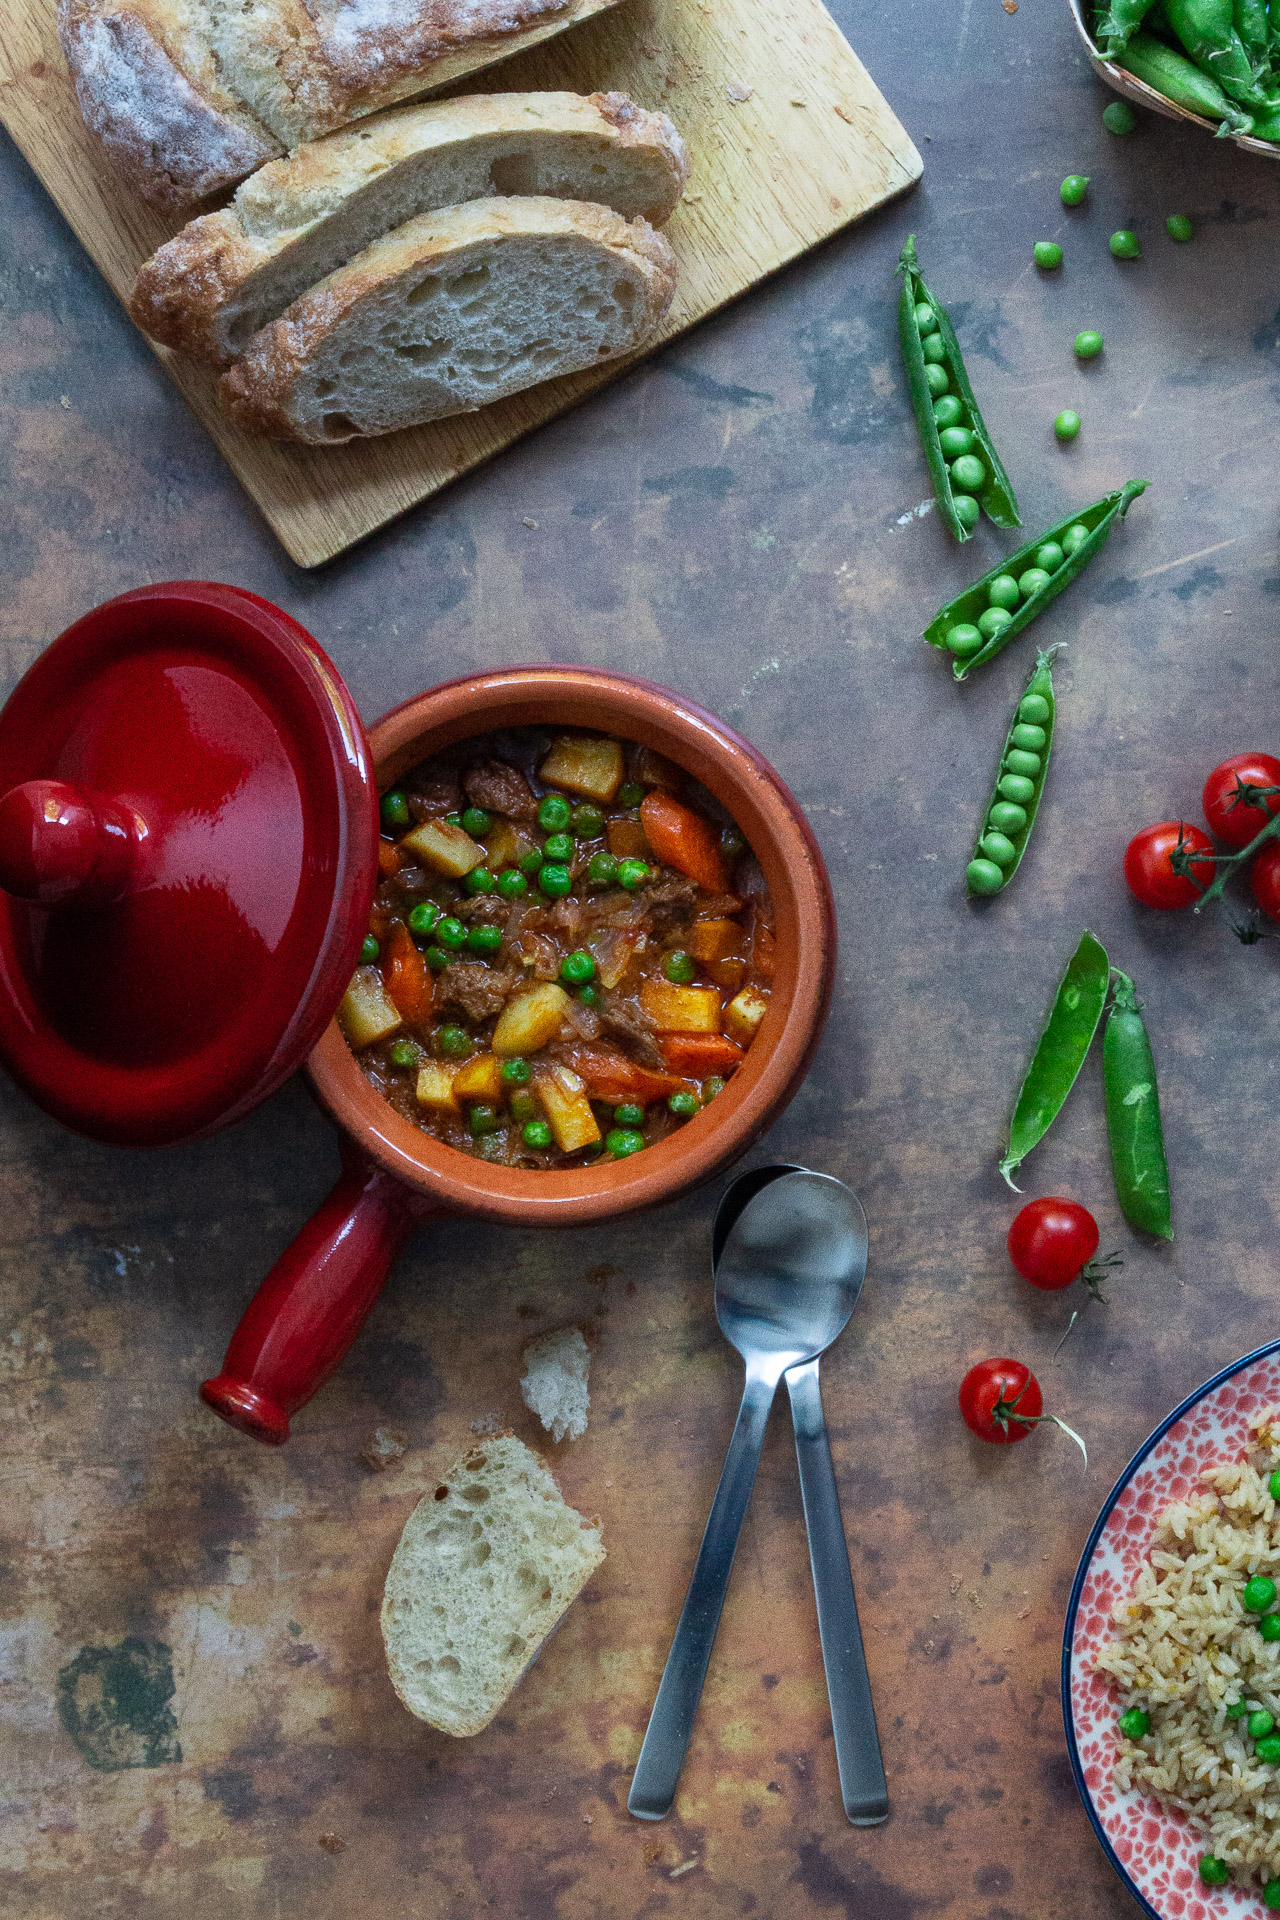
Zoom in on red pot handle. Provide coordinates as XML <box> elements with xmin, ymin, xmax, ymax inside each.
<box><xmin>200</xmin><ymin>1140</ymin><xmax>448</xmax><ymax>1444</ymax></box>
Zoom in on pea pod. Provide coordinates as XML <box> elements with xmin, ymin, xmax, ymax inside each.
<box><xmin>1165</xmin><ymin>0</ymin><xmax>1274</xmax><ymax>103</ymax></box>
<box><xmin>1097</xmin><ymin>0</ymin><xmax>1158</xmax><ymax>55</ymax></box>
<box><xmin>1104</xmin><ymin>971</ymin><xmax>1173</xmax><ymax>1240</ymax></box>
<box><xmin>966</xmin><ymin>651</ymin><xmax>1056</xmax><ymax>898</ymax></box>
<box><xmin>924</xmin><ymin>479</ymin><xmax>1149</xmax><ymax>681</ymax></box>
<box><xmin>896</xmin><ymin>236</ymin><xmax>1021</xmax><ymax>543</ymax></box>
<box><xmin>1114</xmin><ymin>31</ymin><xmax>1259</xmax><ymax>129</ymax></box>
<box><xmin>1000</xmin><ymin>931</ymin><xmax>1110</xmax><ymax>1190</ymax></box>
<box><xmin>1236</xmin><ymin>0</ymin><xmax>1271</xmax><ymax>62</ymax></box>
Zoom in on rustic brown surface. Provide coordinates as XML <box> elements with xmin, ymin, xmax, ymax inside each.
<box><xmin>3</xmin><ymin>0</ymin><xmax>1280</xmax><ymax>1913</ymax></box>
<box><xmin>0</xmin><ymin>0</ymin><xmax>921</xmax><ymax>564</ymax></box>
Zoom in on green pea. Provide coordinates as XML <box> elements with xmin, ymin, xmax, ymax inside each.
<box><xmin>1226</xmin><ymin>1698</ymin><xmax>1251</xmax><ymax>1718</ymax></box>
<box><xmin>702</xmin><ymin>1076</ymin><xmax>727</xmax><ymax>1101</ymax></box>
<box><xmin>1245</xmin><ymin>1576</ymin><xmax>1277</xmax><ymax>1612</ymax></box>
<box><xmin>1198</xmin><ymin>1855</ymin><xmax>1230</xmax><ymax>1886</ymax></box>
<box><xmin>932</xmin><ymin>395</ymin><xmax>964</xmax><ymax>429</ymax></box>
<box><xmin>988</xmin><ymin>575</ymin><xmax>1021</xmax><ymax>611</ymax></box>
<box><xmin>1118</xmin><ymin>1707</ymin><xmax>1149</xmax><ymax>1739</ymax></box>
<box><xmin>720</xmin><ymin>825</ymin><xmax>747</xmax><ymax>861</ymax></box>
<box><xmin>496</xmin><ymin>868</ymin><xmax>528</xmax><ymax>900</ymax></box>
<box><xmin>998</xmin><ymin>773</ymin><xmax>1036</xmax><ymax>805</ymax></box>
<box><xmin>980</xmin><ymin>832</ymin><xmax>1017</xmax><ymax>868</ymax></box>
<box><xmin>1167</xmin><ymin>213</ymin><xmax>1193</xmax><ymax>242</ymax></box>
<box><xmin>445</xmin><ymin>812</ymin><xmax>463</xmax><ymax>827</ymax></box>
<box><xmin>1062</xmin><ymin>523</ymin><xmax>1090</xmax><ymax>557</ymax></box>
<box><xmin>469</xmin><ymin>1103</ymin><xmax>499</xmax><ymax>1137</ymax></box>
<box><xmin>467</xmin><ymin>925</ymin><xmax>503</xmax><ymax>955</ymax></box>
<box><xmin>538</xmin><ymin>794</ymin><xmax>572</xmax><ymax>832</ymax></box>
<box><xmin>1257</xmin><ymin>1733</ymin><xmax>1280</xmax><ymax>1762</ymax></box>
<box><xmin>572</xmin><ymin>803</ymin><xmax>605</xmax><ymax>837</ymax></box>
<box><xmin>1011</xmin><ymin>723</ymin><xmax>1047</xmax><ymax>752</ymax></box>
<box><xmin>945</xmin><ymin>623</ymin><xmax>984</xmax><ymax>658</ymax></box>
<box><xmin>518</xmin><ymin>847</ymin><xmax>545</xmax><ymax>875</ymax></box>
<box><xmin>1054</xmin><ymin>410</ymin><xmax>1081</xmax><ymax>442</ymax></box>
<box><xmin>966</xmin><ymin>859</ymin><xmax>1005</xmax><ymax>896</ymax></box>
<box><xmin>1005</xmin><ymin>748</ymin><xmax>1042</xmax><ymax>777</ymax></box>
<box><xmin>380</xmin><ymin>790</ymin><xmax>410</xmax><ymax>831</ymax></box>
<box><xmin>613</xmin><ymin>1104</ymin><xmax>645</xmax><ymax>1128</ymax></box>
<box><xmin>538</xmin><ymin>862</ymin><xmax>573</xmax><ymax>898</ymax></box>
<box><xmin>663</xmin><ymin>950</ymin><xmax>696</xmax><ymax>983</ymax></box>
<box><xmin>360</xmin><ymin>934</ymin><xmax>380</xmax><ymax>964</ymax></box>
<box><xmin>1020</xmin><ymin>693</ymin><xmax>1052</xmax><ymax>723</ymax></box>
<box><xmin>424</xmin><ymin>945</ymin><xmax>449</xmax><ymax>970</ymax></box>
<box><xmin>501</xmin><ymin>1057</ymin><xmax>532</xmax><ymax>1085</ymax></box>
<box><xmin>464</xmin><ymin>866</ymin><xmax>495</xmax><ymax>895</ymax></box>
<box><xmin>577</xmin><ymin>984</ymin><xmax>599</xmax><ymax>1008</ymax></box>
<box><xmin>560</xmin><ymin>950</ymin><xmax>596</xmax><ymax>985</ymax></box>
<box><xmin>1102</xmin><ymin>99</ymin><xmax>1136</xmax><ymax>134</ymax></box>
<box><xmin>952</xmin><ymin>494</ymin><xmax>980</xmax><ymax>531</ymax></box>
<box><xmin>522</xmin><ymin>1119</ymin><xmax>553</xmax><ymax>1149</ymax></box>
<box><xmin>1265</xmin><ymin>1878</ymin><xmax>1280</xmax><ymax>1910</ymax></box>
<box><xmin>1249</xmin><ymin>1710</ymin><xmax>1275</xmax><ymax>1740</ymax></box>
<box><xmin>461</xmin><ymin>806</ymin><xmax>491</xmax><ymax>837</ymax></box>
<box><xmin>438</xmin><ymin>1025</ymin><xmax>471</xmax><ymax>1058</ymax></box>
<box><xmin>924</xmin><ymin>363</ymin><xmax>950</xmax><ymax>398</ymax></box>
<box><xmin>1033</xmin><ymin>240</ymin><xmax>1063</xmax><ymax>270</ymax></box>
<box><xmin>988</xmin><ymin>801</ymin><xmax>1028</xmax><ymax>835</ymax></box>
<box><xmin>1270</xmin><ymin>1469</ymin><xmax>1280</xmax><ymax>1501</ymax></box>
<box><xmin>668</xmin><ymin>1091</ymin><xmax>701</xmax><ymax>1118</ymax></box>
<box><xmin>617</xmin><ymin>858</ymin><xmax>650</xmax><ymax>891</ymax></box>
<box><xmin>922</xmin><ymin>332</ymin><xmax>947</xmax><ymax>365</ymax></box>
<box><xmin>950</xmin><ymin>453</ymin><xmax>987</xmax><ymax>493</ymax></box>
<box><xmin>437</xmin><ymin>916</ymin><xmax>467</xmax><ymax>950</ymax></box>
<box><xmin>1035</xmin><ymin>543</ymin><xmax>1065</xmax><ymax>573</ymax></box>
<box><xmin>1061</xmin><ymin>174</ymin><xmax>1090</xmax><ymax>206</ymax></box>
<box><xmin>588</xmin><ymin>851</ymin><xmax>619</xmax><ymax>887</ymax></box>
<box><xmin>938</xmin><ymin>425</ymin><xmax>975</xmax><ymax>458</ymax></box>
<box><xmin>1110</xmin><ymin>229</ymin><xmax>1141</xmax><ymax>260</ymax></box>
<box><xmin>389</xmin><ymin>1039</ymin><xmax>423</xmax><ymax>1069</ymax></box>
<box><xmin>542</xmin><ymin>832</ymin><xmax>574</xmax><ymax>862</ymax></box>
<box><xmin>509</xmin><ymin>1089</ymin><xmax>538</xmax><ymax>1124</ymax></box>
<box><xmin>978</xmin><ymin>606</ymin><xmax>1013</xmax><ymax>641</ymax></box>
<box><xmin>606</xmin><ymin>1127</ymin><xmax>645</xmax><ymax>1158</ymax></box>
<box><xmin>1017</xmin><ymin>568</ymin><xmax>1053</xmax><ymax>601</ymax></box>
<box><xmin>914</xmin><ymin>301</ymin><xmax>938</xmax><ymax>334</ymax></box>
<box><xmin>1261</xmin><ymin>1613</ymin><xmax>1280</xmax><ymax>1643</ymax></box>
<box><xmin>616</xmin><ymin>781</ymin><xmax>646</xmax><ymax>810</ymax></box>
<box><xmin>1074</xmin><ymin>329</ymin><xmax>1104</xmax><ymax>360</ymax></box>
<box><xmin>407</xmin><ymin>901</ymin><xmax>440</xmax><ymax>937</ymax></box>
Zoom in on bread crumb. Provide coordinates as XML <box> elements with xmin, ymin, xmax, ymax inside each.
<box><xmin>522</xmin><ymin>517</ymin><xmax>538</xmax><ymax>528</ymax></box>
<box><xmin>521</xmin><ymin>1328</ymin><xmax>590</xmax><ymax>1442</ymax></box>
<box><xmin>725</xmin><ymin>80</ymin><xmax>753</xmax><ymax>102</ymax></box>
<box><xmin>358</xmin><ymin>1426</ymin><xmax>406</xmax><ymax>1471</ymax></box>
<box><xmin>318</xmin><ymin>1833</ymin><xmax>346</xmax><ymax>1854</ymax></box>
<box><xmin>59</xmin><ymin>395</ymin><xmax>71</xmax><ymax>409</ymax></box>
<box><xmin>1003</xmin><ymin>2</ymin><xmax>1018</xmax><ymax>11</ymax></box>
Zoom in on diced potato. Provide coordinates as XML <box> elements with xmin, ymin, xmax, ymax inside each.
<box><xmin>338</xmin><ymin>967</ymin><xmax>403</xmax><ymax>1048</ymax></box>
<box><xmin>690</xmin><ymin>918</ymin><xmax>743</xmax><ymax>965</ymax></box>
<box><xmin>399</xmin><ymin>817</ymin><xmax>485</xmax><ymax>878</ymax></box>
<box><xmin>708</xmin><ymin>957</ymin><xmax>746</xmax><ymax>993</ymax></box>
<box><xmin>538</xmin><ymin>734</ymin><xmax>624</xmax><ymax>803</ymax></box>
<box><xmin>639</xmin><ymin>980</ymin><xmax>722</xmax><ymax>1034</ymax></box>
<box><xmin>485</xmin><ymin>820</ymin><xmax>538</xmax><ymax>872</ymax></box>
<box><xmin>724</xmin><ymin>985</ymin><xmax>770</xmax><ymax>1045</ymax></box>
<box><xmin>606</xmin><ymin>816</ymin><xmax>651</xmax><ymax>860</ymax></box>
<box><xmin>534</xmin><ymin>1064</ymin><xmax>601</xmax><ymax>1154</ymax></box>
<box><xmin>415</xmin><ymin>1061</ymin><xmax>459</xmax><ymax>1111</ymax></box>
<box><xmin>491</xmin><ymin>982</ymin><xmax>571</xmax><ymax>1056</ymax></box>
<box><xmin>452</xmin><ymin>1052</ymin><xmax>504</xmax><ymax>1102</ymax></box>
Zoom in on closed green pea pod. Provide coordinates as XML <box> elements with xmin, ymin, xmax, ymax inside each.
<box><xmin>1095</xmin><ymin>0</ymin><xmax>1157</xmax><ymax>53</ymax></box>
<box><xmin>1115</xmin><ymin>32</ymin><xmax>1256</xmax><ymax>131</ymax></box>
<box><xmin>1104</xmin><ymin>971</ymin><xmax>1173</xmax><ymax>1240</ymax></box>
<box><xmin>966</xmin><ymin>651</ymin><xmax>1057</xmax><ymax>901</ymax></box>
<box><xmin>1000</xmin><ymin>930</ymin><xmax>1111</xmax><ymax>1187</ymax></box>
<box><xmin>1164</xmin><ymin>0</ymin><xmax>1270</xmax><ymax>104</ymax></box>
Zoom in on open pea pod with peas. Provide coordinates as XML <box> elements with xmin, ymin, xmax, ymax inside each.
<box><xmin>966</xmin><ymin>650</ymin><xmax>1056</xmax><ymax>898</ymax></box>
<box><xmin>897</xmin><ymin>236</ymin><xmax>1021</xmax><ymax>543</ymax></box>
<box><xmin>925</xmin><ymin>480</ymin><xmax>1149</xmax><ymax>681</ymax></box>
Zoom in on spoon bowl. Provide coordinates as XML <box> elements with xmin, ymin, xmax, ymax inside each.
<box><xmin>714</xmin><ymin>1168</ymin><xmax>869</xmax><ymax>1377</ymax></box>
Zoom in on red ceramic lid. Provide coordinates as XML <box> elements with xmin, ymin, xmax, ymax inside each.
<box><xmin>0</xmin><ymin>583</ymin><xmax>378</xmax><ymax>1147</ymax></box>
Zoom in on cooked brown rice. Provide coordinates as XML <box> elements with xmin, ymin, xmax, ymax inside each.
<box><xmin>1098</xmin><ymin>1410</ymin><xmax>1280</xmax><ymax>1888</ymax></box>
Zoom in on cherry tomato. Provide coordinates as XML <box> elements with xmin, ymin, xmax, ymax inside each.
<box><xmin>1253</xmin><ymin>843</ymin><xmax>1280</xmax><ymax>923</ymax></box>
<box><xmin>1203</xmin><ymin>753</ymin><xmax>1280</xmax><ymax>849</ymax></box>
<box><xmin>959</xmin><ymin>1358</ymin><xmax>1042</xmax><ymax>1445</ymax></box>
<box><xmin>1124</xmin><ymin>820</ymin><xmax>1215</xmax><ymax>910</ymax></box>
<box><xmin>1008</xmin><ymin>1197</ymin><xmax>1100</xmax><ymax>1289</ymax></box>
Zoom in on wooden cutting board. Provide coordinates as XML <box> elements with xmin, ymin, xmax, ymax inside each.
<box><xmin>0</xmin><ymin>0</ymin><xmax>920</xmax><ymax>567</ymax></box>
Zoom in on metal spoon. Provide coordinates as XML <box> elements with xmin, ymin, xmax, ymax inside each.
<box><xmin>628</xmin><ymin>1167</ymin><xmax>883</xmax><ymax>1821</ymax></box>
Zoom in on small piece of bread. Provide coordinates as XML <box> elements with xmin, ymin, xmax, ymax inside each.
<box><xmin>130</xmin><ymin>91</ymin><xmax>689</xmax><ymax>365</ymax></box>
<box><xmin>381</xmin><ymin>1435</ymin><xmax>604</xmax><ymax>1737</ymax></box>
<box><xmin>521</xmin><ymin>1328</ymin><xmax>590</xmax><ymax>1442</ymax></box>
<box><xmin>218</xmin><ymin>195</ymin><xmax>677</xmax><ymax>443</ymax></box>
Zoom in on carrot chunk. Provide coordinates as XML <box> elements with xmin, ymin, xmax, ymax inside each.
<box><xmin>639</xmin><ymin>792</ymin><xmax>729</xmax><ymax>893</ymax></box>
<box><xmin>383</xmin><ymin>922</ymin><xmax>431</xmax><ymax>1025</ymax></box>
<box><xmin>659</xmin><ymin>1033</ymin><xmax>745</xmax><ymax>1078</ymax></box>
<box><xmin>567</xmin><ymin>1049</ymin><xmax>684</xmax><ymax>1105</ymax></box>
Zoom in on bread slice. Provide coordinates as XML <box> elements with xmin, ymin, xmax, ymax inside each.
<box><xmin>218</xmin><ymin>195</ymin><xmax>678</xmax><ymax>443</ymax></box>
<box><xmin>521</xmin><ymin>1327</ymin><xmax>590</xmax><ymax>1442</ymax></box>
<box><xmin>381</xmin><ymin>1435</ymin><xmax>604</xmax><ymax>1737</ymax></box>
<box><xmin>130</xmin><ymin>92</ymin><xmax>690</xmax><ymax>365</ymax></box>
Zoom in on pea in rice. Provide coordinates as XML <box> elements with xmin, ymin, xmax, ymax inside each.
<box><xmin>1098</xmin><ymin>1411</ymin><xmax>1280</xmax><ymax>1892</ymax></box>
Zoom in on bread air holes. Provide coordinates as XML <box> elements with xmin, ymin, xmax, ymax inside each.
<box><xmin>405</xmin><ymin>274</ymin><xmax>442</xmax><ymax>308</ymax></box>
<box><xmin>461</xmin><ymin>1483</ymin><xmax>490</xmax><ymax>1503</ymax></box>
<box><xmin>445</xmin><ymin>266</ymin><xmax>492</xmax><ymax>304</ymax></box>
<box><xmin>488</xmin><ymin>154</ymin><xmax>537</xmax><ymax>195</ymax></box>
<box><xmin>504</xmin><ymin>1635</ymin><xmax>527</xmax><ymax>1658</ymax></box>
<box><xmin>319</xmin><ymin>413</ymin><xmax>358</xmax><ymax>439</ymax></box>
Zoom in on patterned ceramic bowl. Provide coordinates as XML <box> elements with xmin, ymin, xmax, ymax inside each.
<box><xmin>1063</xmin><ymin>1339</ymin><xmax>1280</xmax><ymax>1920</ymax></box>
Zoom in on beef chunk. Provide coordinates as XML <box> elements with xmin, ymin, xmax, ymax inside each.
<box><xmin>637</xmin><ymin>871</ymin><xmax>699</xmax><ymax>938</ymax></box>
<box><xmin>463</xmin><ymin>761</ymin><xmax>538</xmax><ymax>820</ymax></box>
<box><xmin>436</xmin><ymin>963</ymin><xmax>517</xmax><ymax>1024</ymax></box>
<box><xmin>597</xmin><ymin>989</ymin><xmax>665</xmax><ymax>1068</ymax></box>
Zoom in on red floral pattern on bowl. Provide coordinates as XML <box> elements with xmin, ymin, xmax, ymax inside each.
<box><xmin>1063</xmin><ymin>1340</ymin><xmax>1280</xmax><ymax>1920</ymax></box>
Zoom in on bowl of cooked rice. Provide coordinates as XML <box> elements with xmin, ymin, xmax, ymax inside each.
<box><xmin>1064</xmin><ymin>1341</ymin><xmax>1280</xmax><ymax>1919</ymax></box>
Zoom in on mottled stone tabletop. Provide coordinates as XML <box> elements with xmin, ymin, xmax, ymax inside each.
<box><xmin>3</xmin><ymin>0</ymin><xmax>1280</xmax><ymax>1915</ymax></box>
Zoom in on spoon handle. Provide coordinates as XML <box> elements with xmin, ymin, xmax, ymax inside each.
<box><xmin>628</xmin><ymin>1369</ymin><xmax>777</xmax><ymax>1819</ymax></box>
<box><xmin>785</xmin><ymin>1358</ymin><xmax>890</xmax><ymax>1825</ymax></box>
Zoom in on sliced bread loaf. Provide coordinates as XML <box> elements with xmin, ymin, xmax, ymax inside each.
<box><xmin>218</xmin><ymin>195</ymin><xmax>678</xmax><ymax>443</ymax></box>
<box><xmin>381</xmin><ymin>1434</ymin><xmax>604</xmax><ymax>1737</ymax></box>
<box><xmin>130</xmin><ymin>91</ymin><xmax>689</xmax><ymax>365</ymax></box>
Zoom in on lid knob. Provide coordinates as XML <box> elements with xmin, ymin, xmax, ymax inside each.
<box><xmin>0</xmin><ymin>780</ymin><xmax>145</xmax><ymax>909</ymax></box>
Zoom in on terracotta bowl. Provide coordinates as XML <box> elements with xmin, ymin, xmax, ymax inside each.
<box><xmin>201</xmin><ymin>666</ymin><xmax>836</xmax><ymax>1443</ymax></box>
